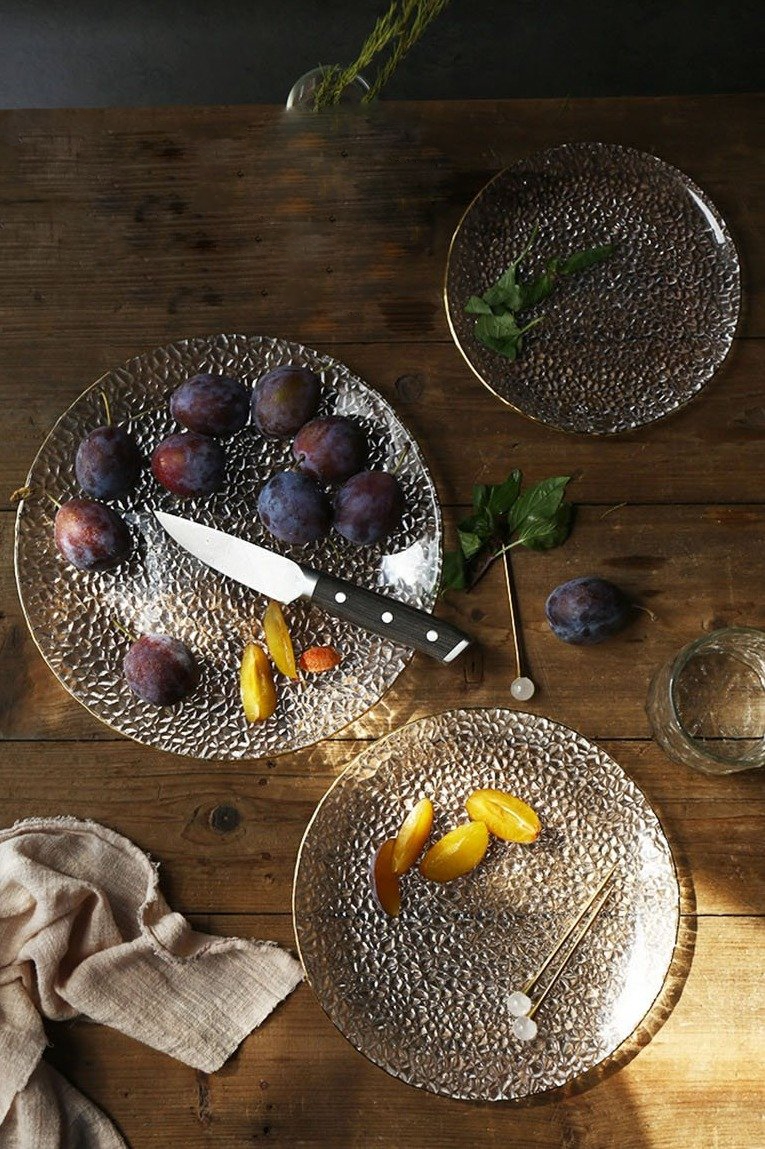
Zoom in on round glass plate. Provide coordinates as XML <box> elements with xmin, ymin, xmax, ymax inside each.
<box><xmin>445</xmin><ymin>142</ymin><xmax>740</xmax><ymax>435</ymax></box>
<box><xmin>14</xmin><ymin>334</ymin><xmax>442</xmax><ymax>760</ymax></box>
<box><xmin>293</xmin><ymin>709</ymin><xmax>681</xmax><ymax>1101</ymax></box>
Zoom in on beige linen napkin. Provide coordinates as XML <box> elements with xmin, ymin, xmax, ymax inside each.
<box><xmin>0</xmin><ymin>817</ymin><xmax>303</xmax><ymax>1148</ymax></box>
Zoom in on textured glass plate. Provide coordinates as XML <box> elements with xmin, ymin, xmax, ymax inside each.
<box><xmin>445</xmin><ymin>142</ymin><xmax>740</xmax><ymax>435</ymax></box>
<box><xmin>14</xmin><ymin>335</ymin><xmax>442</xmax><ymax>760</ymax></box>
<box><xmin>293</xmin><ymin>709</ymin><xmax>681</xmax><ymax>1100</ymax></box>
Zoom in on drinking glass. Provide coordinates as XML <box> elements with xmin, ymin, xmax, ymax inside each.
<box><xmin>646</xmin><ymin>627</ymin><xmax>765</xmax><ymax>775</ymax></box>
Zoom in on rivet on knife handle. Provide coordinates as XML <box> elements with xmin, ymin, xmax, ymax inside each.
<box><xmin>310</xmin><ymin>573</ymin><xmax>472</xmax><ymax>663</ymax></box>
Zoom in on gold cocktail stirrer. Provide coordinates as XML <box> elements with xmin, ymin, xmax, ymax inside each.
<box><xmin>507</xmin><ymin>863</ymin><xmax>618</xmax><ymax>1041</ymax></box>
<box><xmin>503</xmin><ymin>549</ymin><xmax>535</xmax><ymax>702</ymax></box>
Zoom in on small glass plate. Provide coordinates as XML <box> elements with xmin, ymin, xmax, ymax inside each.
<box><xmin>445</xmin><ymin>142</ymin><xmax>740</xmax><ymax>435</ymax></box>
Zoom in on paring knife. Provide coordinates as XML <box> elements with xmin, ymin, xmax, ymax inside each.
<box><xmin>154</xmin><ymin>511</ymin><xmax>472</xmax><ymax>664</ymax></box>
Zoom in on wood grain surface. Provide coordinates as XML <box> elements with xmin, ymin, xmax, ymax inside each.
<box><xmin>1</xmin><ymin>94</ymin><xmax>763</xmax><ymax>1149</ymax></box>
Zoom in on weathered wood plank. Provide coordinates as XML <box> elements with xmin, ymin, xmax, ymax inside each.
<box><xmin>0</xmin><ymin>100</ymin><xmax>761</xmax><ymax>392</ymax></box>
<box><xmin>40</xmin><ymin>915</ymin><xmax>764</xmax><ymax>1149</ymax></box>
<box><xmin>3</xmin><ymin>338</ymin><xmax>765</xmax><ymax>513</ymax></box>
<box><xmin>0</xmin><ymin>739</ymin><xmax>761</xmax><ymax>917</ymax></box>
<box><xmin>4</xmin><ymin>505</ymin><xmax>764</xmax><ymax>743</ymax></box>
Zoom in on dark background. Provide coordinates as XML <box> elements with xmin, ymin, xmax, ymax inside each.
<box><xmin>0</xmin><ymin>0</ymin><xmax>762</xmax><ymax>108</ymax></box>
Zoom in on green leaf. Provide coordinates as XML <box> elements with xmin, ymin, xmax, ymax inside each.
<box><xmin>558</xmin><ymin>244</ymin><xmax>615</xmax><ymax>276</ymax></box>
<box><xmin>465</xmin><ymin>295</ymin><xmax>493</xmax><ymax>315</ymax></box>
<box><xmin>508</xmin><ymin>475</ymin><xmax>571</xmax><ymax>533</ymax></box>
<box><xmin>516</xmin><ymin>503</ymin><xmax>574</xmax><ymax>551</ymax></box>
<box><xmin>474</xmin><ymin>311</ymin><xmax>525</xmax><ymax>359</ymax></box>
<box><xmin>441</xmin><ymin>549</ymin><xmax>467</xmax><ymax>592</ymax></box>
<box><xmin>458</xmin><ymin>528</ymin><xmax>484</xmax><ymax>560</ymax></box>
<box><xmin>483</xmin><ymin>265</ymin><xmax>523</xmax><ymax>312</ymax></box>
<box><xmin>517</xmin><ymin>266</ymin><xmax>558</xmax><ymax>311</ymax></box>
<box><xmin>487</xmin><ymin>469</ymin><xmax>522</xmax><ymax>516</ymax></box>
<box><xmin>458</xmin><ymin>508</ymin><xmax>493</xmax><ymax>537</ymax></box>
<box><xmin>476</xmin><ymin>311</ymin><xmax>523</xmax><ymax>342</ymax></box>
<box><xmin>484</xmin><ymin>337</ymin><xmax>520</xmax><ymax>360</ymax></box>
<box><xmin>472</xmin><ymin>483</ymin><xmax>491</xmax><ymax>512</ymax></box>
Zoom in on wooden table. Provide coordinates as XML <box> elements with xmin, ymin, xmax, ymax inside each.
<box><xmin>1</xmin><ymin>94</ymin><xmax>763</xmax><ymax>1148</ymax></box>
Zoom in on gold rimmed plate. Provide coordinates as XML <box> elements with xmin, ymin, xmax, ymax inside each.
<box><xmin>293</xmin><ymin>709</ymin><xmax>686</xmax><ymax>1101</ymax></box>
<box><xmin>14</xmin><ymin>334</ymin><xmax>442</xmax><ymax>760</ymax></box>
<box><xmin>445</xmin><ymin>142</ymin><xmax>740</xmax><ymax>435</ymax></box>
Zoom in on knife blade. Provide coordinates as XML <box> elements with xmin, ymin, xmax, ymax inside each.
<box><xmin>154</xmin><ymin>510</ymin><xmax>472</xmax><ymax>664</ymax></box>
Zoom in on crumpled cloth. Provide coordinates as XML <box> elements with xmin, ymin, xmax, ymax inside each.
<box><xmin>0</xmin><ymin>817</ymin><xmax>303</xmax><ymax>1148</ymax></box>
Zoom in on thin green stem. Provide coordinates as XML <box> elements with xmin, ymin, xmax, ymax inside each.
<box><xmin>111</xmin><ymin>616</ymin><xmax>137</xmax><ymax>643</ymax></box>
<box><xmin>491</xmin><ymin>539</ymin><xmax>523</xmax><ymax>561</ymax></box>
<box><xmin>313</xmin><ymin>0</ymin><xmax>450</xmax><ymax>110</ymax></box>
<box><xmin>518</xmin><ymin>315</ymin><xmax>544</xmax><ymax>334</ymax></box>
<box><xmin>510</xmin><ymin>223</ymin><xmax>539</xmax><ymax>272</ymax></box>
<box><xmin>100</xmin><ymin>390</ymin><xmax>112</xmax><ymax>426</ymax></box>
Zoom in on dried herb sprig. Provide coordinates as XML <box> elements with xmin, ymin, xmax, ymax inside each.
<box><xmin>313</xmin><ymin>0</ymin><xmax>450</xmax><ymax>110</ymax></box>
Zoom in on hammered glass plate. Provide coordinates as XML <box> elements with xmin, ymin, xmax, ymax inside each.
<box><xmin>293</xmin><ymin>709</ymin><xmax>681</xmax><ymax>1100</ymax></box>
<box><xmin>14</xmin><ymin>335</ymin><xmax>442</xmax><ymax>760</ymax></box>
<box><xmin>445</xmin><ymin>142</ymin><xmax>740</xmax><ymax>435</ymax></box>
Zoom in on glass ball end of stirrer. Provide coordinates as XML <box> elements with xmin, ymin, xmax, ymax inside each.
<box><xmin>507</xmin><ymin>990</ymin><xmax>532</xmax><ymax>1016</ymax></box>
<box><xmin>511</xmin><ymin>676</ymin><xmax>535</xmax><ymax>701</ymax></box>
<box><xmin>512</xmin><ymin>1015</ymin><xmax>538</xmax><ymax>1042</ymax></box>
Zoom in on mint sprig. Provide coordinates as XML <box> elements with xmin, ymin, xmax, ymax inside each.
<box><xmin>466</xmin><ymin>227</ymin><xmax>615</xmax><ymax>360</ymax></box>
<box><xmin>441</xmin><ymin>471</ymin><xmax>574</xmax><ymax>593</ymax></box>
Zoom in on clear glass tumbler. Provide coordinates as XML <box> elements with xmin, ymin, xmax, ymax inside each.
<box><xmin>646</xmin><ymin>627</ymin><xmax>765</xmax><ymax>775</ymax></box>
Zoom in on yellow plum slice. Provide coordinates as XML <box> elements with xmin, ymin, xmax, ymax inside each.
<box><xmin>240</xmin><ymin>642</ymin><xmax>277</xmax><ymax>722</ymax></box>
<box><xmin>371</xmin><ymin>839</ymin><xmax>401</xmax><ymax>917</ymax></box>
<box><xmin>419</xmin><ymin>821</ymin><xmax>489</xmax><ymax>883</ymax></box>
<box><xmin>465</xmin><ymin>788</ymin><xmax>541</xmax><ymax>843</ymax></box>
<box><xmin>262</xmin><ymin>600</ymin><xmax>297</xmax><ymax>679</ymax></box>
<box><xmin>391</xmin><ymin>797</ymin><xmax>434</xmax><ymax>876</ymax></box>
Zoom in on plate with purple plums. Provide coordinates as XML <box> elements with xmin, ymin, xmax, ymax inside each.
<box><xmin>14</xmin><ymin>334</ymin><xmax>443</xmax><ymax>759</ymax></box>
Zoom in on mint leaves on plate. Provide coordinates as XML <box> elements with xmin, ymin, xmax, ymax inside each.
<box><xmin>465</xmin><ymin>227</ymin><xmax>615</xmax><ymax>360</ymax></box>
<box><xmin>442</xmin><ymin>471</ymin><xmax>574</xmax><ymax>593</ymax></box>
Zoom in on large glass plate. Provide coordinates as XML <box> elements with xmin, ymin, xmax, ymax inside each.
<box><xmin>445</xmin><ymin>142</ymin><xmax>740</xmax><ymax>435</ymax></box>
<box><xmin>14</xmin><ymin>335</ymin><xmax>442</xmax><ymax>760</ymax></box>
<box><xmin>293</xmin><ymin>709</ymin><xmax>682</xmax><ymax>1100</ymax></box>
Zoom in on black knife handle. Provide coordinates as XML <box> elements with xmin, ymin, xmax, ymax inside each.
<box><xmin>310</xmin><ymin>572</ymin><xmax>472</xmax><ymax>663</ymax></box>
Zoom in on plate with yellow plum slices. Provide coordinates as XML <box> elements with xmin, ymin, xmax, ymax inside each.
<box><xmin>293</xmin><ymin>708</ymin><xmax>681</xmax><ymax>1101</ymax></box>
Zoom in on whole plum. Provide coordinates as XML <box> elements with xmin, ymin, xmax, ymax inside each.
<box><xmin>257</xmin><ymin>470</ymin><xmax>331</xmax><ymax>545</ymax></box>
<box><xmin>123</xmin><ymin>634</ymin><xmax>200</xmax><ymax>705</ymax></box>
<box><xmin>334</xmin><ymin>471</ymin><xmax>405</xmax><ymax>545</ymax></box>
<box><xmin>252</xmin><ymin>365</ymin><xmax>321</xmax><ymax>438</ymax></box>
<box><xmin>292</xmin><ymin>415</ymin><xmax>367</xmax><ymax>485</ymax></box>
<box><xmin>54</xmin><ymin>498</ymin><xmax>132</xmax><ymax>571</ymax></box>
<box><xmin>151</xmin><ymin>431</ymin><xmax>225</xmax><ymax>497</ymax></box>
<box><xmin>75</xmin><ymin>425</ymin><xmax>142</xmax><ymax>500</ymax></box>
<box><xmin>545</xmin><ymin>576</ymin><xmax>632</xmax><ymax>645</ymax></box>
<box><xmin>170</xmin><ymin>373</ymin><xmax>250</xmax><ymax>438</ymax></box>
